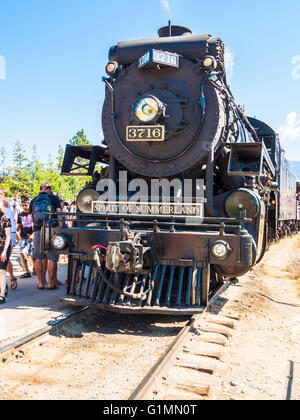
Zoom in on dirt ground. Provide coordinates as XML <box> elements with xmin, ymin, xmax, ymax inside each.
<box><xmin>207</xmin><ymin>234</ymin><xmax>300</xmax><ymax>400</ymax></box>
<box><xmin>0</xmin><ymin>310</ymin><xmax>189</xmax><ymax>400</ymax></box>
<box><xmin>0</xmin><ymin>235</ymin><xmax>299</xmax><ymax>400</ymax></box>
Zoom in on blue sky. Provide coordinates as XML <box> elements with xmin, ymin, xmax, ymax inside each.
<box><xmin>0</xmin><ymin>0</ymin><xmax>300</xmax><ymax>163</ymax></box>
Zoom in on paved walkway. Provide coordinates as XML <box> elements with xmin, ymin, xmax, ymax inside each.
<box><xmin>0</xmin><ymin>247</ymin><xmax>73</xmax><ymax>349</ymax></box>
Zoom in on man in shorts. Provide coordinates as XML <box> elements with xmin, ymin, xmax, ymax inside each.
<box><xmin>29</xmin><ymin>183</ymin><xmax>62</xmax><ymax>290</ymax></box>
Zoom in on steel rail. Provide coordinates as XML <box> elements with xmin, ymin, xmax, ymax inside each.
<box><xmin>128</xmin><ymin>281</ymin><xmax>229</xmax><ymax>400</ymax></box>
<box><xmin>0</xmin><ymin>306</ymin><xmax>90</xmax><ymax>356</ymax></box>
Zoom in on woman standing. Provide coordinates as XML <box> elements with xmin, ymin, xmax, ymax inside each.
<box><xmin>0</xmin><ymin>196</ymin><xmax>11</xmax><ymax>304</ymax></box>
<box><xmin>0</xmin><ymin>188</ymin><xmax>18</xmax><ymax>289</ymax></box>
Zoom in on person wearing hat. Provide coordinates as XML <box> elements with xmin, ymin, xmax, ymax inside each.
<box><xmin>29</xmin><ymin>183</ymin><xmax>62</xmax><ymax>290</ymax></box>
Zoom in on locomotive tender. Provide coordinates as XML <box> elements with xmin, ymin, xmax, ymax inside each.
<box><xmin>42</xmin><ymin>25</ymin><xmax>298</xmax><ymax>314</ymax></box>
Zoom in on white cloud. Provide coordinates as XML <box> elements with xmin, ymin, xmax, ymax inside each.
<box><xmin>278</xmin><ymin>112</ymin><xmax>300</xmax><ymax>160</ymax></box>
<box><xmin>224</xmin><ymin>47</ymin><xmax>234</xmax><ymax>85</ymax></box>
<box><xmin>161</xmin><ymin>0</ymin><xmax>171</xmax><ymax>15</ymax></box>
<box><xmin>292</xmin><ymin>55</ymin><xmax>300</xmax><ymax>80</ymax></box>
<box><xmin>0</xmin><ymin>55</ymin><xmax>6</xmax><ymax>80</ymax></box>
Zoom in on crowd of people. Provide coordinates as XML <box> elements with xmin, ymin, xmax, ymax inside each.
<box><xmin>0</xmin><ymin>183</ymin><xmax>76</xmax><ymax>305</ymax></box>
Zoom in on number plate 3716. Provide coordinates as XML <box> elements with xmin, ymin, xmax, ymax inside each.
<box><xmin>126</xmin><ymin>125</ymin><xmax>165</xmax><ymax>142</ymax></box>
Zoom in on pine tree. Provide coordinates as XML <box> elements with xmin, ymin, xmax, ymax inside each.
<box><xmin>0</xmin><ymin>147</ymin><xmax>7</xmax><ymax>180</ymax></box>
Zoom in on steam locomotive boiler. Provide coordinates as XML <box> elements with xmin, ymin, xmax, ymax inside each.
<box><xmin>42</xmin><ymin>25</ymin><xmax>290</xmax><ymax>315</ymax></box>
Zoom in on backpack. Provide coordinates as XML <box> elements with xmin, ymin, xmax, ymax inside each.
<box><xmin>32</xmin><ymin>193</ymin><xmax>54</xmax><ymax>227</ymax></box>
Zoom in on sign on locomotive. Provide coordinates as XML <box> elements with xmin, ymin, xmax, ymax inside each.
<box><xmin>42</xmin><ymin>24</ymin><xmax>298</xmax><ymax>315</ymax></box>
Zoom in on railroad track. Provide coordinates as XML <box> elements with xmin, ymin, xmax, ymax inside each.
<box><xmin>129</xmin><ymin>284</ymin><xmax>240</xmax><ymax>400</ymax></box>
<box><xmin>2</xmin><ymin>237</ymin><xmax>298</xmax><ymax>400</ymax></box>
<box><xmin>1</xmin><ymin>303</ymin><xmax>237</xmax><ymax>400</ymax></box>
<box><xmin>2</xmin><ymin>250</ymin><xmax>238</xmax><ymax>400</ymax></box>
<box><xmin>0</xmin><ymin>306</ymin><xmax>90</xmax><ymax>357</ymax></box>
<box><xmin>0</xmin><ymin>275</ymin><xmax>229</xmax><ymax>358</ymax></box>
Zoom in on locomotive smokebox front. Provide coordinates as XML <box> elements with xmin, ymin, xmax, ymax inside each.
<box><xmin>102</xmin><ymin>26</ymin><xmax>226</xmax><ymax>177</ymax></box>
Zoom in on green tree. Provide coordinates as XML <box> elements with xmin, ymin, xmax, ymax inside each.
<box><xmin>4</xmin><ymin>141</ymin><xmax>35</xmax><ymax>195</ymax></box>
<box><xmin>0</xmin><ymin>147</ymin><xmax>7</xmax><ymax>180</ymax></box>
<box><xmin>55</xmin><ymin>129</ymin><xmax>96</xmax><ymax>201</ymax></box>
<box><xmin>0</xmin><ymin>130</ymin><xmax>98</xmax><ymax>201</ymax></box>
<box><xmin>69</xmin><ymin>129</ymin><xmax>91</xmax><ymax>146</ymax></box>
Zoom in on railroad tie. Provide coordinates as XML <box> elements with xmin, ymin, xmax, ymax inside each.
<box><xmin>193</xmin><ymin>332</ymin><xmax>228</xmax><ymax>347</ymax></box>
<box><xmin>182</xmin><ymin>343</ymin><xmax>223</xmax><ymax>360</ymax></box>
<box><xmin>175</xmin><ymin>381</ymin><xmax>210</xmax><ymax>397</ymax></box>
<box><xmin>176</xmin><ymin>355</ymin><xmax>216</xmax><ymax>375</ymax></box>
<box><xmin>159</xmin><ymin>382</ymin><xmax>210</xmax><ymax>400</ymax></box>
<box><xmin>201</xmin><ymin>314</ymin><xmax>236</xmax><ymax>329</ymax></box>
<box><xmin>160</xmin><ymin>389</ymin><xmax>206</xmax><ymax>401</ymax></box>
<box><xmin>218</xmin><ymin>310</ymin><xmax>241</xmax><ymax>321</ymax></box>
<box><xmin>195</xmin><ymin>322</ymin><xmax>233</xmax><ymax>338</ymax></box>
<box><xmin>158</xmin><ymin>368</ymin><xmax>211</xmax><ymax>399</ymax></box>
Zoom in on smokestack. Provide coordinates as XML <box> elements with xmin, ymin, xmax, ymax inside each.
<box><xmin>158</xmin><ymin>25</ymin><xmax>192</xmax><ymax>38</ymax></box>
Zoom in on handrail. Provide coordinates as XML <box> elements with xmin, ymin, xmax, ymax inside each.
<box><xmin>44</xmin><ymin>212</ymin><xmax>252</xmax><ymax>226</ymax></box>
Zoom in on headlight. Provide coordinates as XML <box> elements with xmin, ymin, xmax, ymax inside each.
<box><xmin>225</xmin><ymin>189</ymin><xmax>260</xmax><ymax>219</ymax></box>
<box><xmin>133</xmin><ymin>96</ymin><xmax>163</xmax><ymax>123</ymax></box>
<box><xmin>52</xmin><ymin>234</ymin><xmax>68</xmax><ymax>250</ymax></box>
<box><xmin>211</xmin><ymin>240</ymin><xmax>232</xmax><ymax>260</ymax></box>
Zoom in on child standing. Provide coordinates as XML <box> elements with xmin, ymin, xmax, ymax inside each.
<box><xmin>17</xmin><ymin>199</ymin><xmax>34</xmax><ymax>278</ymax></box>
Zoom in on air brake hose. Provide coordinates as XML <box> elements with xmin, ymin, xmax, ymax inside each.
<box><xmin>92</xmin><ymin>247</ymin><xmax>149</xmax><ymax>300</ymax></box>
<box><xmin>97</xmin><ymin>267</ymin><xmax>148</xmax><ymax>300</ymax></box>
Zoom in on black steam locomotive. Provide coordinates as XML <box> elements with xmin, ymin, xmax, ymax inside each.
<box><xmin>42</xmin><ymin>25</ymin><xmax>297</xmax><ymax>315</ymax></box>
